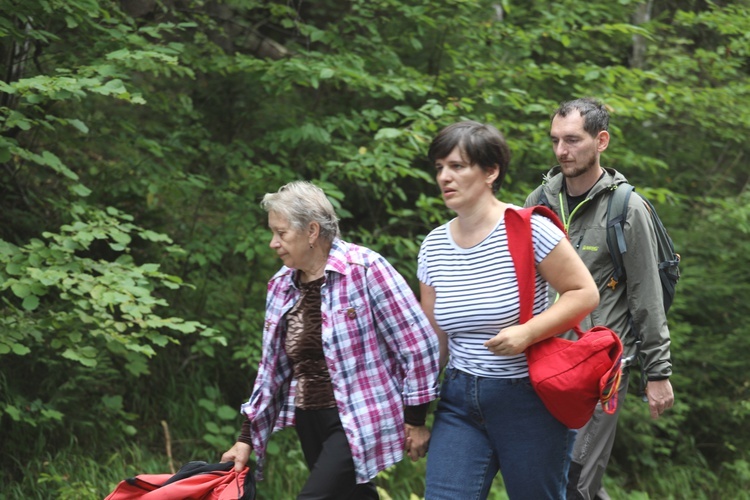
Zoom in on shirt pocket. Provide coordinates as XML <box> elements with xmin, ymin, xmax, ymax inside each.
<box><xmin>332</xmin><ymin>302</ymin><xmax>374</xmax><ymax>371</ymax></box>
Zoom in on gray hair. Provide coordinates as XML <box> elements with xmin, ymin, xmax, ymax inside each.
<box><xmin>260</xmin><ymin>181</ymin><xmax>340</xmax><ymax>242</ymax></box>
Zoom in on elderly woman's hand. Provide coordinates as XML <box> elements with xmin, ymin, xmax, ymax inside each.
<box><xmin>221</xmin><ymin>442</ymin><xmax>252</xmax><ymax>473</ymax></box>
<box><xmin>404</xmin><ymin>424</ymin><xmax>431</xmax><ymax>461</ymax></box>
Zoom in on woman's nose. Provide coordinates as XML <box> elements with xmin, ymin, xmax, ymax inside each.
<box><xmin>437</xmin><ymin>168</ymin><xmax>450</xmax><ymax>183</ymax></box>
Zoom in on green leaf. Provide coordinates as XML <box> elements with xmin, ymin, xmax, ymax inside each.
<box><xmin>102</xmin><ymin>395</ymin><xmax>124</xmax><ymax>411</ymax></box>
<box><xmin>70</xmin><ymin>183</ymin><xmax>92</xmax><ymax>197</ymax></box>
<box><xmin>217</xmin><ymin>405</ymin><xmax>238</xmax><ymax>420</ymax></box>
<box><xmin>68</xmin><ymin>119</ymin><xmax>89</xmax><ymax>133</ymax></box>
<box><xmin>150</xmin><ymin>334</ymin><xmax>169</xmax><ymax>347</ymax></box>
<box><xmin>4</xmin><ymin>405</ymin><xmax>21</xmax><ymax>421</ymax></box>
<box><xmin>125</xmin><ymin>357</ymin><xmax>150</xmax><ymax>376</ymax></box>
<box><xmin>11</xmin><ymin>282</ymin><xmax>31</xmax><ymax>298</ymax></box>
<box><xmin>40</xmin><ymin>409</ymin><xmax>64</xmax><ymax>421</ymax></box>
<box><xmin>198</xmin><ymin>398</ymin><xmax>215</xmax><ymax>411</ymax></box>
<box><xmin>61</xmin><ymin>347</ymin><xmax>98</xmax><ymax>367</ymax></box>
<box><xmin>11</xmin><ymin>344</ymin><xmax>31</xmax><ymax>355</ymax></box>
<box><xmin>6</xmin><ymin>111</ymin><xmax>32</xmax><ymax>130</ymax></box>
<box><xmin>310</xmin><ymin>29</ymin><xmax>326</xmax><ymax>43</ymax></box>
<box><xmin>374</xmin><ymin>128</ymin><xmax>402</xmax><ymax>140</ymax></box>
<box><xmin>22</xmin><ymin>295</ymin><xmax>39</xmax><ymax>311</ymax></box>
<box><xmin>6</xmin><ymin>262</ymin><xmax>24</xmax><ymax>275</ymax></box>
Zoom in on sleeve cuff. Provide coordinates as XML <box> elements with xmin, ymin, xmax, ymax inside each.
<box><xmin>404</xmin><ymin>402</ymin><xmax>430</xmax><ymax>426</ymax></box>
<box><xmin>237</xmin><ymin>418</ymin><xmax>253</xmax><ymax>447</ymax></box>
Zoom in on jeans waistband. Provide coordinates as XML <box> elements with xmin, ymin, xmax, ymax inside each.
<box><xmin>445</xmin><ymin>366</ymin><xmax>530</xmax><ymax>385</ymax></box>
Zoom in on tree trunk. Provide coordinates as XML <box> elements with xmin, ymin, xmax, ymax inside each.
<box><xmin>631</xmin><ymin>0</ymin><xmax>653</xmax><ymax>69</ymax></box>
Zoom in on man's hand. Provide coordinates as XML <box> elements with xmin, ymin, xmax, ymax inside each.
<box><xmin>404</xmin><ymin>424</ymin><xmax>431</xmax><ymax>461</ymax></box>
<box><xmin>221</xmin><ymin>442</ymin><xmax>252</xmax><ymax>473</ymax></box>
<box><xmin>645</xmin><ymin>379</ymin><xmax>674</xmax><ymax>419</ymax></box>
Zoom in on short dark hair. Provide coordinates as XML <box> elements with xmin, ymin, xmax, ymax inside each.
<box><xmin>427</xmin><ymin>120</ymin><xmax>511</xmax><ymax>193</ymax></box>
<box><xmin>552</xmin><ymin>98</ymin><xmax>609</xmax><ymax>137</ymax></box>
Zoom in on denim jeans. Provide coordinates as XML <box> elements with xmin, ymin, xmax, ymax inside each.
<box><xmin>425</xmin><ymin>367</ymin><xmax>575</xmax><ymax>500</ymax></box>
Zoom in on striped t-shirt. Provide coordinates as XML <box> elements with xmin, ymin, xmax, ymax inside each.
<box><xmin>417</xmin><ymin>209</ymin><xmax>565</xmax><ymax>378</ymax></box>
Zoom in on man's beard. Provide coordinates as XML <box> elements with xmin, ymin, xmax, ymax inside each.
<box><xmin>560</xmin><ymin>154</ymin><xmax>597</xmax><ymax>178</ymax></box>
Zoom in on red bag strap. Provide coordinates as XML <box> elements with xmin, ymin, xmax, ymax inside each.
<box><xmin>504</xmin><ymin>206</ymin><xmax>566</xmax><ymax>324</ymax></box>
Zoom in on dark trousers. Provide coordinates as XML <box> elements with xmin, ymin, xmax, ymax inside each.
<box><xmin>294</xmin><ymin>407</ymin><xmax>379</xmax><ymax>500</ymax></box>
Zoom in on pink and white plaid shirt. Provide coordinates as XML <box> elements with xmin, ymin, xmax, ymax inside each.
<box><xmin>241</xmin><ymin>238</ymin><xmax>440</xmax><ymax>483</ymax></box>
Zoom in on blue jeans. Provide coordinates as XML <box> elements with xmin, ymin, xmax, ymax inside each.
<box><xmin>425</xmin><ymin>367</ymin><xmax>575</xmax><ymax>500</ymax></box>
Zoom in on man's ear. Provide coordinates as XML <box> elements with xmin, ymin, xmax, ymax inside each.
<box><xmin>597</xmin><ymin>130</ymin><xmax>610</xmax><ymax>152</ymax></box>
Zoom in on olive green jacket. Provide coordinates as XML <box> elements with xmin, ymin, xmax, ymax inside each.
<box><xmin>524</xmin><ymin>167</ymin><xmax>672</xmax><ymax>380</ymax></box>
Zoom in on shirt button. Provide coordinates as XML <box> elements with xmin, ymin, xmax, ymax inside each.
<box><xmin>346</xmin><ymin>307</ymin><xmax>357</xmax><ymax>319</ymax></box>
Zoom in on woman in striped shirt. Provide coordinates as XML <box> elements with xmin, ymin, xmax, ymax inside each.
<box><xmin>419</xmin><ymin>121</ymin><xmax>599</xmax><ymax>499</ymax></box>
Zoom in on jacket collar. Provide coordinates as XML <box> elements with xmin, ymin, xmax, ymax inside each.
<box><xmin>325</xmin><ymin>238</ymin><xmax>355</xmax><ymax>276</ymax></box>
<box><xmin>542</xmin><ymin>166</ymin><xmax>629</xmax><ymax>203</ymax></box>
<box><xmin>269</xmin><ymin>238</ymin><xmax>355</xmax><ymax>287</ymax></box>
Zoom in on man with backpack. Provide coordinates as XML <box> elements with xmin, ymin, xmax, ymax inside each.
<box><xmin>524</xmin><ymin>98</ymin><xmax>675</xmax><ymax>500</ymax></box>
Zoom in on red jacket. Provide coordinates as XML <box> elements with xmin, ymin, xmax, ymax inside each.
<box><xmin>104</xmin><ymin>461</ymin><xmax>255</xmax><ymax>500</ymax></box>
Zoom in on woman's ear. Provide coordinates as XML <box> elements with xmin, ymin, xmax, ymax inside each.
<box><xmin>308</xmin><ymin>221</ymin><xmax>321</xmax><ymax>245</ymax></box>
<box><xmin>487</xmin><ymin>164</ymin><xmax>500</xmax><ymax>185</ymax></box>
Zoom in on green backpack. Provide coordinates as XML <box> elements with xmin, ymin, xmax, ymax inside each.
<box><xmin>537</xmin><ymin>182</ymin><xmax>680</xmax><ymax>314</ymax></box>
<box><xmin>604</xmin><ymin>183</ymin><xmax>680</xmax><ymax>314</ymax></box>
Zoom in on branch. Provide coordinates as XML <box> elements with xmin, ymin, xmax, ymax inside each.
<box><xmin>161</xmin><ymin>420</ymin><xmax>176</xmax><ymax>474</ymax></box>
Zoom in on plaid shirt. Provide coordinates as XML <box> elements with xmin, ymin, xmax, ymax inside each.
<box><xmin>241</xmin><ymin>238</ymin><xmax>440</xmax><ymax>483</ymax></box>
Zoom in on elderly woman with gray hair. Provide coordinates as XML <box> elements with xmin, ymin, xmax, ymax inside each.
<box><xmin>221</xmin><ymin>181</ymin><xmax>441</xmax><ymax>499</ymax></box>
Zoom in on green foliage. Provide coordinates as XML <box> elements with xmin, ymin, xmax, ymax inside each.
<box><xmin>0</xmin><ymin>205</ymin><xmax>218</xmax><ymax>368</ymax></box>
<box><xmin>2</xmin><ymin>0</ymin><xmax>750</xmax><ymax>498</ymax></box>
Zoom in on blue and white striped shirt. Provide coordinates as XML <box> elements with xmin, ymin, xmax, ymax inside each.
<box><xmin>418</xmin><ymin>210</ymin><xmax>564</xmax><ymax>378</ymax></box>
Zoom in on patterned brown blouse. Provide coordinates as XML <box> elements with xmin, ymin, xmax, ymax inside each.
<box><xmin>237</xmin><ymin>273</ymin><xmax>429</xmax><ymax>447</ymax></box>
<box><xmin>284</xmin><ymin>275</ymin><xmax>336</xmax><ymax>410</ymax></box>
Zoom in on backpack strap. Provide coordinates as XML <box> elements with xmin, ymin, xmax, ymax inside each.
<box><xmin>605</xmin><ymin>183</ymin><xmax>633</xmax><ymax>290</ymax></box>
<box><xmin>504</xmin><ymin>206</ymin><xmax>566</xmax><ymax>324</ymax></box>
<box><xmin>604</xmin><ymin>184</ymin><xmax>653</xmax><ymax>399</ymax></box>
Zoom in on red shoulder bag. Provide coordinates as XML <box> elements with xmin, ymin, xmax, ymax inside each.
<box><xmin>505</xmin><ymin>206</ymin><xmax>623</xmax><ymax>429</ymax></box>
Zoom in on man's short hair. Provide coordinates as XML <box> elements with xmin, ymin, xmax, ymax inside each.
<box><xmin>552</xmin><ymin>98</ymin><xmax>609</xmax><ymax>137</ymax></box>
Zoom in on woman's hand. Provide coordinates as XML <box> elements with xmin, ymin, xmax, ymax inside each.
<box><xmin>484</xmin><ymin>323</ymin><xmax>534</xmax><ymax>356</ymax></box>
<box><xmin>221</xmin><ymin>442</ymin><xmax>252</xmax><ymax>473</ymax></box>
<box><xmin>404</xmin><ymin>424</ymin><xmax>431</xmax><ymax>461</ymax></box>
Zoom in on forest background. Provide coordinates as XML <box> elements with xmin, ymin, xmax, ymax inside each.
<box><xmin>1</xmin><ymin>0</ymin><xmax>749</xmax><ymax>498</ymax></box>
